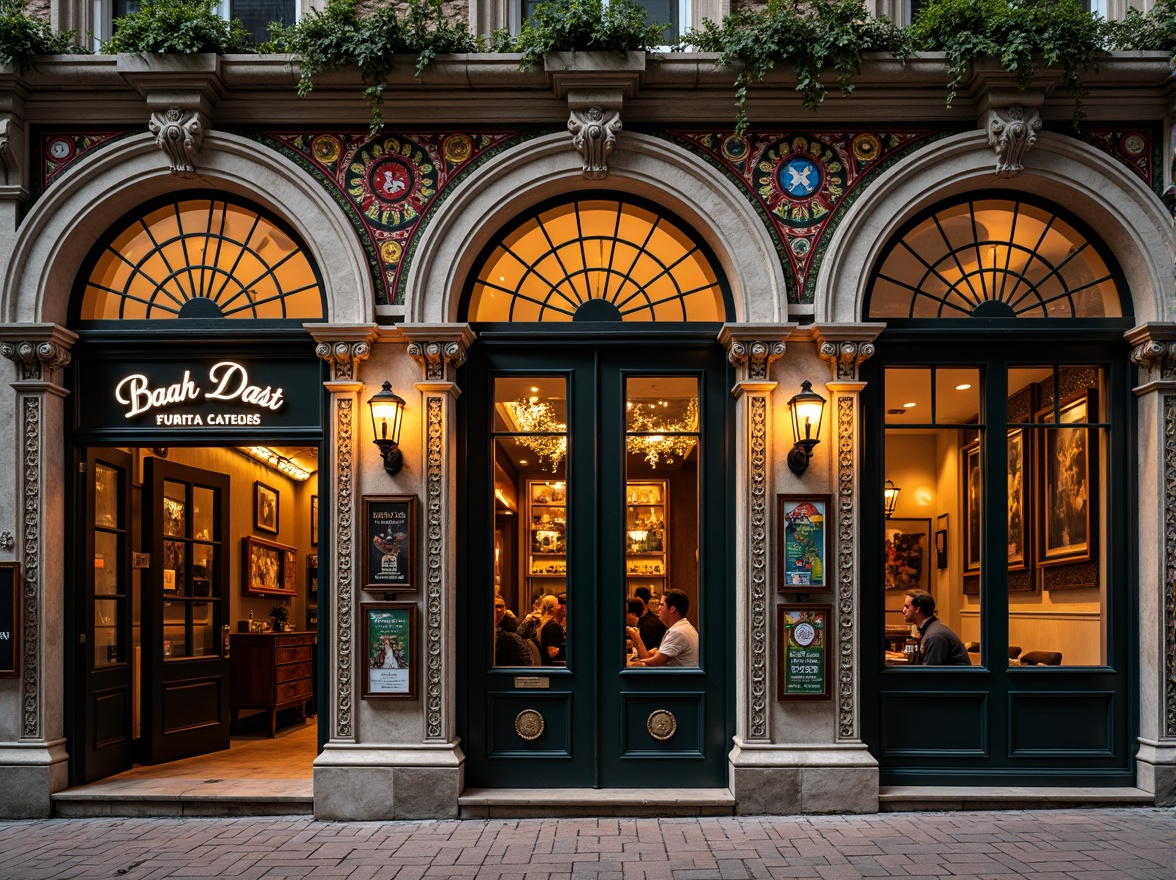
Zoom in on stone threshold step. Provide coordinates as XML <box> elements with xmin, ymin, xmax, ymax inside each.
<box><xmin>879</xmin><ymin>785</ymin><xmax>1155</xmax><ymax>811</ymax></box>
<box><xmin>458</xmin><ymin>788</ymin><xmax>735</xmax><ymax>819</ymax></box>
<box><xmin>52</xmin><ymin>792</ymin><xmax>313</xmax><ymax>818</ymax></box>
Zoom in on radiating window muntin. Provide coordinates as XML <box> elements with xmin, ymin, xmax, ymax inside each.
<box><xmin>869</xmin><ymin>196</ymin><xmax>1123</xmax><ymax>320</ymax></box>
<box><xmin>78</xmin><ymin>195</ymin><xmax>324</xmax><ymax>321</ymax></box>
<box><xmin>467</xmin><ymin>196</ymin><xmax>728</xmax><ymax>323</ymax></box>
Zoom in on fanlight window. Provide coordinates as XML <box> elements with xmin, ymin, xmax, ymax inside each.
<box><xmin>79</xmin><ymin>197</ymin><xmax>324</xmax><ymax>320</ymax></box>
<box><xmin>868</xmin><ymin>197</ymin><xmax>1122</xmax><ymax>319</ymax></box>
<box><xmin>467</xmin><ymin>197</ymin><xmax>728</xmax><ymax>323</ymax></box>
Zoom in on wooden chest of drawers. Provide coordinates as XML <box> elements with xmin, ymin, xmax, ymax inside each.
<box><xmin>229</xmin><ymin>632</ymin><xmax>315</xmax><ymax>736</ymax></box>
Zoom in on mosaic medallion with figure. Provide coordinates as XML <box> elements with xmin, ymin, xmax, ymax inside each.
<box><xmin>346</xmin><ymin>137</ymin><xmax>437</xmax><ymax>230</ymax></box>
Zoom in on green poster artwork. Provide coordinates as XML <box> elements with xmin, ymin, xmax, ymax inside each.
<box><xmin>367</xmin><ymin>607</ymin><xmax>411</xmax><ymax>695</ymax></box>
<box><xmin>780</xmin><ymin>607</ymin><xmax>828</xmax><ymax>698</ymax></box>
<box><xmin>780</xmin><ymin>498</ymin><xmax>826</xmax><ymax>588</ymax></box>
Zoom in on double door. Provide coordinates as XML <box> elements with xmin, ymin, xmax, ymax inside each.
<box><xmin>461</xmin><ymin>342</ymin><xmax>732</xmax><ymax>789</ymax></box>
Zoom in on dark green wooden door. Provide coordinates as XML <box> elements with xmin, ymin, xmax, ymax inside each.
<box><xmin>460</xmin><ymin>340</ymin><xmax>732</xmax><ymax>789</ymax></box>
<box><xmin>860</xmin><ymin>334</ymin><xmax>1135</xmax><ymax>786</ymax></box>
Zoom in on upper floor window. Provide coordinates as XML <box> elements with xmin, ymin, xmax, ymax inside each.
<box><xmin>76</xmin><ymin>194</ymin><xmax>324</xmax><ymax>321</ymax></box>
<box><xmin>464</xmin><ymin>194</ymin><xmax>730</xmax><ymax>323</ymax></box>
<box><xmin>520</xmin><ymin>0</ymin><xmax>690</xmax><ymax>44</ymax></box>
<box><xmin>867</xmin><ymin>195</ymin><xmax>1125</xmax><ymax>320</ymax></box>
<box><xmin>97</xmin><ymin>0</ymin><xmax>297</xmax><ymax>48</ymax></box>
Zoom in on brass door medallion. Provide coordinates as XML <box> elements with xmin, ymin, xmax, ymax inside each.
<box><xmin>647</xmin><ymin>709</ymin><xmax>677</xmax><ymax>741</ymax></box>
<box><xmin>515</xmin><ymin>709</ymin><xmax>545</xmax><ymax>741</ymax></box>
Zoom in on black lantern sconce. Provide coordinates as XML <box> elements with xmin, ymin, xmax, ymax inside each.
<box><xmin>786</xmin><ymin>380</ymin><xmax>827</xmax><ymax>475</ymax></box>
<box><xmin>884</xmin><ymin>480</ymin><xmax>901</xmax><ymax>518</ymax></box>
<box><xmin>368</xmin><ymin>381</ymin><xmax>406</xmax><ymax>476</ymax></box>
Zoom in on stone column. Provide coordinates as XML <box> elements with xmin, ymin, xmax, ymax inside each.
<box><xmin>1126</xmin><ymin>322</ymin><xmax>1176</xmax><ymax>805</ymax></box>
<box><xmin>0</xmin><ymin>325</ymin><xmax>76</xmax><ymax>818</ymax></box>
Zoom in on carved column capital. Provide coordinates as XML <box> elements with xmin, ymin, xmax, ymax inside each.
<box><xmin>1126</xmin><ymin>323</ymin><xmax>1176</xmax><ymax>384</ymax></box>
<box><xmin>725</xmin><ymin>339</ymin><xmax>786</xmax><ymax>382</ymax></box>
<box><xmin>149</xmin><ymin>107</ymin><xmax>206</xmax><ymax>176</ymax></box>
<box><xmin>0</xmin><ymin>113</ymin><xmax>26</xmax><ymax>191</ymax></box>
<box><xmin>407</xmin><ymin>340</ymin><xmax>469</xmax><ymax>381</ymax></box>
<box><xmin>817</xmin><ymin>339</ymin><xmax>875</xmax><ymax>382</ymax></box>
<box><xmin>568</xmin><ymin>105</ymin><xmax>622</xmax><ymax>180</ymax></box>
<box><xmin>986</xmin><ymin>104</ymin><xmax>1042</xmax><ymax>179</ymax></box>
<box><xmin>315</xmin><ymin>340</ymin><xmax>373</xmax><ymax>381</ymax></box>
<box><xmin>1</xmin><ymin>339</ymin><xmax>72</xmax><ymax>382</ymax></box>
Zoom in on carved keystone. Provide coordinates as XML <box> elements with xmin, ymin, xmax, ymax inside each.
<box><xmin>568</xmin><ymin>105</ymin><xmax>622</xmax><ymax>179</ymax></box>
<box><xmin>149</xmin><ymin>108</ymin><xmax>206</xmax><ymax>176</ymax></box>
<box><xmin>987</xmin><ymin>105</ymin><xmax>1042</xmax><ymax>178</ymax></box>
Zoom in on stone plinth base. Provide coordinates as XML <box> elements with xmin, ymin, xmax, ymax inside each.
<box><xmin>729</xmin><ymin>739</ymin><xmax>879</xmax><ymax>815</ymax></box>
<box><xmin>1136</xmin><ymin>738</ymin><xmax>1176</xmax><ymax>806</ymax></box>
<box><xmin>313</xmin><ymin>742</ymin><xmax>464</xmax><ymax>820</ymax></box>
<box><xmin>0</xmin><ymin>739</ymin><xmax>69</xmax><ymax>819</ymax></box>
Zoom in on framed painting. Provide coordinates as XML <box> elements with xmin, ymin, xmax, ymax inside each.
<box><xmin>310</xmin><ymin>494</ymin><xmax>319</xmax><ymax>547</ymax></box>
<box><xmin>242</xmin><ymin>535</ymin><xmax>297</xmax><ymax>597</ymax></box>
<box><xmin>777</xmin><ymin>495</ymin><xmax>830</xmax><ymax>591</ymax></box>
<box><xmin>935</xmin><ymin>513</ymin><xmax>948</xmax><ymax>570</ymax></box>
<box><xmin>363</xmin><ymin>495</ymin><xmax>417</xmax><ymax>593</ymax></box>
<box><xmin>884</xmin><ymin>518</ymin><xmax>931</xmax><ymax>591</ymax></box>
<box><xmin>254</xmin><ymin>481</ymin><xmax>279</xmax><ymax>535</ymax></box>
<box><xmin>962</xmin><ymin>440</ymin><xmax>982</xmax><ymax>574</ymax></box>
<box><xmin>362</xmin><ymin>602</ymin><xmax>417</xmax><ymax>699</ymax></box>
<box><xmin>1007</xmin><ymin>428</ymin><xmax>1029</xmax><ymax>570</ymax></box>
<box><xmin>1038</xmin><ymin>391</ymin><xmax>1094</xmax><ymax>565</ymax></box>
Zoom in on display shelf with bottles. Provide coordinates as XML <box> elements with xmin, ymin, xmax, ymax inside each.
<box><xmin>626</xmin><ymin>481</ymin><xmax>667</xmax><ymax>595</ymax></box>
<box><xmin>527</xmin><ymin>480</ymin><xmax>567</xmax><ymax>579</ymax></box>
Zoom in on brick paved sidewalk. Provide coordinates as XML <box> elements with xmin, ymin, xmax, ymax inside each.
<box><xmin>0</xmin><ymin>807</ymin><xmax>1171</xmax><ymax>880</ymax></box>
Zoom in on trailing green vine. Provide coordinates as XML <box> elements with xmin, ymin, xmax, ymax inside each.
<box><xmin>514</xmin><ymin>0</ymin><xmax>669</xmax><ymax>71</ymax></box>
<box><xmin>681</xmin><ymin>0</ymin><xmax>911</xmax><ymax>137</ymax></box>
<box><xmin>0</xmin><ymin>0</ymin><xmax>84</xmax><ymax>69</ymax></box>
<box><xmin>272</xmin><ymin>0</ymin><xmax>483</xmax><ymax>134</ymax></box>
<box><xmin>100</xmin><ymin>0</ymin><xmax>253</xmax><ymax>54</ymax></box>
<box><xmin>909</xmin><ymin>0</ymin><xmax>1105</xmax><ymax>128</ymax></box>
<box><xmin>1105</xmin><ymin>0</ymin><xmax>1176</xmax><ymax>52</ymax></box>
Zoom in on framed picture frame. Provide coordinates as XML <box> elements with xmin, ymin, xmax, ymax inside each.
<box><xmin>1038</xmin><ymin>390</ymin><xmax>1095</xmax><ymax>566</ymax></box>
<box><xmin>962</xmin><ymin>439</ymin><xmax>982</xmax><ymax>574</ymax></box>
<box><xmin>362</xmin><ymin>602</ymin><xmax>417</xmax><ymax>699</ymax></box>
<box><xmin>242</xmin><ymin>535</ymin><xmax>297</xmax><ymax>597</ymax></box>
<box><xmin>777</xmin><ymin>495</ymin><xmax>830</xmax><ymax>591</ymax></box>
<box><xmin>884</xmin><ymin>518</ymin><xmax>931</xmax><ymax>591</ymax></box>
<box><xmin>310</xmin><ymin>494</ymin><xmax>319</xmax><ymax>547</ymax></box>
<box><xmin>935</xmin><ymin>513</ymin><xmax>949</xmax><ymax>570</ymax></box>
<box><xmin>363</xmin><ymin>495</ymin><xmax>417</xmax><ymax>593</ymax></box>
<box><xmin>307</xmin><ymin>553</ymin><xmax>319</xmax><ymax>603</ymax></box>
<box><xmin>0</xmin><ymin>562</ymin><xmax>20</xmax><ymax>678</ymax></box>
<box><xmin>777</xmin><ymin>605</ymin><xmax>831</xmax><ymax>701</ymax></box>
<box><xmin>254</xmin><ymin>481</ymin><xmax>279</xmax><ymax>534</ymax></box>
<box><xmin>1007</xmin><ymin>428</ymin><xmax>1029</xmax><ymax>571</ymax></box>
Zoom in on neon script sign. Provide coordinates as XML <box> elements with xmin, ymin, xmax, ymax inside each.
<box><xmin>115</xmin><ymin>361</ymin><xmax>286</xmax><ymax>426</ymax></box>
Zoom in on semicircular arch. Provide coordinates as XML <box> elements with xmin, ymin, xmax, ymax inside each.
<box><xmin>814</xmin><ymin>129</ymin><xmax>1173</xmax><ymax>325</ymax></box>
<box><xmin>3</xmin><ymin>131</ymin><xmax>374</xmax><ymax>327</ymax></box>
<box><xmin>404</xmin><ymin>131</ymin><xmax>788</xmax><ymax>325</ymax></box>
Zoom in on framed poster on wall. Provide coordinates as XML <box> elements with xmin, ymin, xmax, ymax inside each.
<box><xmin>242</xmin><ymin>536</ymin><xmax>297</xmax><ymax>597</ymax></box>
<box><xmin>777</xmin><ymin>605</ymin><xmax>831</xmax><ymax>700</ymax></box>
<box><xmin>884</xmin><ymin>519</ymin><xmax>931</xmax><ymax>592</ymax></box>
<box><xmin>0</xmin><ymin>562</ymin><xmax>19</xmax><ymax>678</ymax></box>
<box><xmin>777</xmin><ymin>495</ymin><xmax>829</xmax><ymax>591</ymax></box>
<box><xmin>363</xmin><ymin>495</ymin><xmax>417</xmax><ymax>593</ymax></box>
<box><xmin>362</xmin><ymin>602</ymin><xmax>417</xmax><ymax>699</ymax></box>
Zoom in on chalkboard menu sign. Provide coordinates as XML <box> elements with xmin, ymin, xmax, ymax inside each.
<box><xmin>0</xmin><ymin>563</ymin><xmax>20</xmax><ymax>678</ymax></box>
<box><xmin>777</xmin><ymin>604</ymin><xmax>830</xmax><ymax>700</ymax></box>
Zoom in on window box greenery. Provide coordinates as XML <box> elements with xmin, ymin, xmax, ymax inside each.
<box><xmin>99</xmin><ymin>0</ymin><xmax>253</xmax><ymax>55</ymax></box>
<box><xmin>0</xmin><ymin>0</ymin><xmax>84</xmax><ymax>70</ymax></box>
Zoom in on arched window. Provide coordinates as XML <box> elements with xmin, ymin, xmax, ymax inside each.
<box><xmin>77</xmin><ymin>195</ymin><xmax>324</xmax><ymax>321</ymax></box>
<box><xmin>867</xmin><ymin>195</ymin><xmax>1124</xmax><ymax>319</ymax></box>
<box><xmin>464</xmin><ymin>195</ymin><xmax>731</xmax><ymax>323</ymax></box>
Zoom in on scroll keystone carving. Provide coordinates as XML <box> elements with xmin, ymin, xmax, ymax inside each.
<box><xmin>987</xmin><ymin>105</ymin><xmax>1041</xmax><ymax>178</ymax></box>
<box><xmin>568</xmin><ymin>106</ymin><xmax>622</xmax><ymax>180</ymax></box>
<box><xmin>149</xmin><ymin>107</ymin><xmax>206</xmax><ymax>175</ymax></box>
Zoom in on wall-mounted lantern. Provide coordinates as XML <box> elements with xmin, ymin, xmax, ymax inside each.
<box><xmin>367</xmin><ymin>381</ymin><xmax>406</xmax><ymax>476</ymax></box>
<box><xmin>786</xmin><ymin>380</ymin><xmax>826</xmax><ymax>475</ymax></box>
<box><xmin>884</xmin><ymin>480</ymin><xmax>901</xmax><ymax>518</ymax></box>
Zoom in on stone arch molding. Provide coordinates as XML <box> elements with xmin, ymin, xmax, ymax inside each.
<box><xmin>814</xmin><ymin>129</ymin><xmax>1174</xmax><ymax>325</ymax></box>
<box><xmin>2</xmin><ymin>131</ymin><xmax>373</xmax><ymax>326</ymax></box>
<box><xmin>405</xmin><ymin>131</ymin><xmax>788</xmax><ymax>324</ymax></box>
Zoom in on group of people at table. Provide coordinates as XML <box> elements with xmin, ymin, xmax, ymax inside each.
<box><xmin>493</xmin><ymin>586</ymin><xmax>699</xmax><ymax>667</ymax></box>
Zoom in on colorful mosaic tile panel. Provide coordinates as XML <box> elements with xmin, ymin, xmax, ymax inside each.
<box><xmin>258</xmin><ymin>131</ymin><xmax>527</xmax><ymax>306</ymax></box>
<box><xmin>1077</xmin><ymin>127</ymin><xmax>1159</xmax><ymax>196</ymax></box>
<box><xmin>664</xmin><ymin>130</ymin><xmax>946</xmax><ymax>304</ymax></box>
<box><xmin>40</xmin><ymin>131</ymin><xmax>135</xmax><ymax>193</ymax></box>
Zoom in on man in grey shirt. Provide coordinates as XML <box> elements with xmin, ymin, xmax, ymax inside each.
<box><xmin>627</xmin><ymin>588</ymin><xmax>698</xmax><ymax>667</ymax></box>
<box><xmin>903</xmin><ymin>590</ymin><xmax>971</xmax><ymax>666</ymax></box>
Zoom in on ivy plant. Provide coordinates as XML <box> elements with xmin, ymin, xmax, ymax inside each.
<box><xmin>681</xmin><ymin>0</ymin><xmax>911</xmax><ymax>137</ymax></box>
<box><xmin>1105</xmin><ymin>0</ymin><xmax>1176</xmax><ymax>52</ymax></box>
<box><xmin>100</xmin><ymin>0</ymin><xmax>253</xmax><ymax>54</ymax></box>
<box><xmin>273</xmin><ymin>0</ymin><xmax>482</xmax><ymax>134</ymax></box>
<box><xmin>0</xmin><ymin>0</ymin><xmax>84</xmax><ymax>69</ymax></box>
<box><xmin>514</xmin><ymin>0</ymin><xmax>669</xmax><ymax>71</ymax></box>
<box><xmin>909</xmin><ymin>0</ymin><xmax>1105</xmax><ymax>127</ymax></box>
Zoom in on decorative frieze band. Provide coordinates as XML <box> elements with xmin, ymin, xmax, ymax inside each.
<box><xmin>835</xmin><ymin>395</ymin><xmax>857</xmax><ymax>739</ymax></box>
<box><xmin>149</xmin><ymin>107</ymin><xmax>206</xmax><ymax>176</ymax></box>
<box><xmin>1165</xmin><ymin>394</ymin><xmax>1176</xmax><ymax>736</ymax></box>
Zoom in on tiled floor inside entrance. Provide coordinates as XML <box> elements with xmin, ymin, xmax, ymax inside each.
<box><xmin>52</xmin><ymin>711</ymin><xmax>316</xmax><ymax>815</ymax></box>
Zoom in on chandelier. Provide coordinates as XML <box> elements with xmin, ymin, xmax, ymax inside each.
<box><xmin>626</xmin><ymin>398</ymin><xmax>698</xmax><ymax>468</ymax></box>
<box><xmin>506</xmin><ymin>398</ymin><xmax>568</xmax><ymax>471</ymax></box>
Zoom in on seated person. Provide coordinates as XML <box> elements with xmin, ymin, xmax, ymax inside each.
<box><xmin>632</xmin><ymin>588</ymin><xmax>667</xmax><ymax>650</ymax></box>
<box><xmin>626</xmin><ymin>588</ymin><xmax>697</xmax><ymax>667</ymax></box>
<box><xmin>903</xmin><ymin>590</ymin><xmax>971</xmax><ymax>666</ymax></box>
<box><xmin>540</xmin><ymin>593</ymin><xmax>567</xmax><ymax>665</ymax></box>
<box><xmin>494</xmin><ymin>595</ymin><xmax>532</xmax><ymax>666</ymax></box>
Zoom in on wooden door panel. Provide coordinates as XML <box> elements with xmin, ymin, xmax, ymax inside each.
<box><xmin>486</xmin><ymin>692</ymin><xmax>572</xmax><ymax>760</ymax></box>
<box><xmin>879</xmin><ymin>691</ymin><xmax>989</xmax><ymax>756</ymax></box>
<box><xmin>618</xmin><ymin>692</ymin><xmax>705</xmax><ymax>758</ymax></box>
<box><xmin>1008</xmin><ymin>690</ymin><xmax>1114</xmax><ymax>755</ymax></box>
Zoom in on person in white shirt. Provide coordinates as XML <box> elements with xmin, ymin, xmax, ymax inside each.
<box><xmin>626</xmin><ymin>588</ymin><xmax>698</xmax><ymax>667</ymax></box>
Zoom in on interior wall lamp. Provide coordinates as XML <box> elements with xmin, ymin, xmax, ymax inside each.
<box><xmin>884</xmin><ymin>480</ymin><xmax>901</xmax><ymax>518</ymax></box>
<box><xmin>786</xmin><ymin>380</ymin><xmax>827</xmax><ymax>475</ymax></box>
<box><xmin>368</xmin><ymin>380</ymin><xmax>406</xmax><ymax>476</ymax></box>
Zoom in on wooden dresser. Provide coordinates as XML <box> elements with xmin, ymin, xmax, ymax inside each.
<box><xmin>229</xmin><ymin>631</ymin><xmax>314</xmax><ymax>736</ymax></box>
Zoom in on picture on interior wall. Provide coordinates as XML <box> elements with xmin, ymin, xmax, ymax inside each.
<box><xmin>1039</xmin><ymin>391</ymin><xmax>1094</xmax><ymax>564</ymax></box>
<box><xmin>255</xmin><ymin>481</ymin><xmax>279</xmax><ymax>534</ymax></box>
<box><xmin>310</xmin><ymin>494</ymin><xmax>318</xmax><ymax>547</ymax></box>
<box><xmin>884</xmin><ymin>519</ymin><xmax>930</xmax><ymax>591</ymax></box>
<box><xmin>1007</xmin><ymin>429</ymin><xmax>1027</xmax><ymax>569</ymax></box>
<box><xmin>363</xmin><ymin>495</ymin><xmax>416</xmax><ymax>593</ymax></box>
<box><xmin>362</xmin><ymin>602</ymin><xmax>417</xmax><ymax>699</ymax></box>
<box><xmin>962</xmin><ymin>441</ymin><xmax>981</xmax><ymax>574</ymax></box>
<box><xmin>935</xmin><ymin>513</ymin><xmax>948</xmax><ymax>570</ymax></box>
<box><xmin>777</xmin><ymin>495</ymin><xmax>829</xmax><ymax>591</ymax></box>
<box><xmin>242</xmin><ymin>536</ymin><xmax>297</xmax><ymax>597</ymax></box>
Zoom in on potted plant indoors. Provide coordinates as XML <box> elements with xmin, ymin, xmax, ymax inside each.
<box><xmin>270</xmin><ymin>604</ymin><xmax>290</xmax><ymax>632</ymax></box>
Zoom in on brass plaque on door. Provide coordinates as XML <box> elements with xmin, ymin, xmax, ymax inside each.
<box><xmin>515</xmin><ymin>709</ymin><xmax>545</xmax><ymax>741</ymax></box>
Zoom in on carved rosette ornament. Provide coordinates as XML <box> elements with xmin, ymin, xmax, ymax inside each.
<box><xmin>315</xmin><ymin>340</ymin><xmax>371</xmax><ymax>381</ymax></box>
<box><xmin>407</xmin><ymin>340</ymin><xmax>467</xmax><ymax>382</ymax></box>
<box><xmin>568</xmin><ymin>105</ymin><xmax>622</xmax><ymax>180</ymax></box>
<box><xmin>986</xmin><ymin>105</ymin><xmax>1042</xmax><ymax>179</ymax></box>
<box><xmin>149</xmin><ymin>107</ymin><xmax>206</xmax><ymax>175</ymax></box>
<box><xmin>727</xmin><ymin>340</ymin><xmax>786</xmax><ymax>381</ymax></box>
<box><xmin>818</xmin><ymin>340</ymin><xmax>874</xmax><ymax>382</ymax></box>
